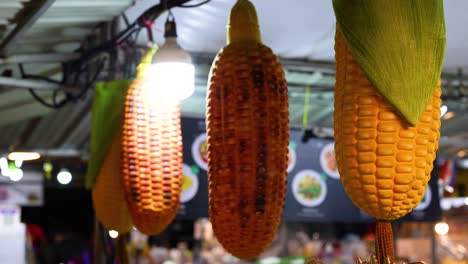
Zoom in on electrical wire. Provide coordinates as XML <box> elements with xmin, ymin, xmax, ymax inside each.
<box><xmin>70</xmin><ymin>58</ymin><xmax>107</xmax><ymax>102</ymax></box>
<box><xmin>23</xmin><ymin>0</ymin><xmax>210</xmax><ymax>109</ymax></box>
<box><xmin>122</xmin><ymin>13</ymin><xmax>130</xmax><ymax>27</ymax></box>
<box><xmin>179</xmin><ymin>0</ymin><xmax>211</xmax><ymax>8</ymax></box>
<box><xmin>22</xmin><ymin>57</ymin><xmax>106</xmax><ymax>108</ymax></box>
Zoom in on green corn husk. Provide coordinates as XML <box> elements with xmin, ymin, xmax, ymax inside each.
<box><xmin>332</xmin><ymin>0</ymin><xmax>446</xmax><ymax>125</ymax></box>
<box><xmin>85</xmin><ymin>79</ymin><xmax>130</xmax><ymax>189</ymax></box>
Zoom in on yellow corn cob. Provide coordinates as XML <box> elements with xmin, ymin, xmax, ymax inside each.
<box><xmin>334</xmin><ymin>29</ymin><xmax>442</xmax><ymax>221</ymax></box>
<box><xmin>206</xmin><ymin>0</ymin><xmax>289</xmax><ymax>259</ymax></box>
<box><xmin>92</xmin><ymin>130</ymin><xmax>133</xmax><ymax>233</ymax></box>
<box><xmin>122</xmin><ymin>78</ymin><xmax>183</xmax><ymax>235</ymax></box>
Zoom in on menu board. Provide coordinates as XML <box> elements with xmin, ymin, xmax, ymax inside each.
<box><xmin>177</xmin><ymin>118</ymin><xmax>209</xmax><ymax>219</ymax></box>
<box><xmin>177</xmin><ymin>117</ymin><xmax>441</xmax><ymax>222</ymax></box>
<box><xmin>283</xmin><ymin>130</ymin><xmax>361</xmax><ymax>222</ymax></box>
<box><xmin>0</xmin><ymin>171</ymin><xmax>43</xmax><ymax>207</ymax></box>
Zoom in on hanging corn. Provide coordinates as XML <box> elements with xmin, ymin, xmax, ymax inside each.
<box><xmin>87</xmin><ymin>80</ymin><xmax>132</xmax><ymax>234</ymax></box>
<box><xmin>121</xmin><ymin>47</ymin><xmax>183</xmax><ymax>235</ymax></box>
<box><xmin>92</xmin><ymin>130</ymin><xmax>133</xmax><ymax>233</ymax></box>
<box><xmin>332</xmin><ymin>0</ymin><xmax>446</xmax><ymax>263</ymax></box>
<box><xmin>206</xmin><ymin>0</ymin><xmax>289</xmax><ymax>260</ymax></box>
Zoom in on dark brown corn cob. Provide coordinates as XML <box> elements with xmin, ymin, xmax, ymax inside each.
<box><xmin>206</xmin><ymin>41</ymin><xmax>289</xmax><ymax>259</ymax></box>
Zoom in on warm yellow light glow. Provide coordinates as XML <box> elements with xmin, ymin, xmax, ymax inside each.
<box><xmin>443</xmin><ymin>111</ymin><xmax>455</xmax><ymax>120</ymax></box>
<box><xmin>458</xmin><ymin>150</ymin><xmax>466</xmax><ymax>158</ymax></box>
<box><xmin>109</xmin><ymin>230</ymin><xmax>119</xmax><ymax>239</ymax></box>
<box><xmin>8</xmin><ymin>152</ymin><xmax>40</xmax><ymax>161</ymax></box>
<box><xmin>435</xmin><ymin>222</ymin><xmax>449</xmax><ymax>236</ymax></box>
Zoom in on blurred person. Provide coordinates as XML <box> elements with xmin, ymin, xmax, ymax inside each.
<box><xmin>44</xmin><ymin>231</ymin><xmax>87</xmax><ymax>263</ymax></box>
<box><xmin>149</xmin><ymin>245</ymin><xmax>170</xmax><ymax>264</ymax></box>
<box><xmin>27</xmin><ymin>223</ymin><xmax>47</xmax><ymax>263</ymax></box>
<box><xmin>287</xmin><ymin>239</ymin><xmax>303</xmax><ymax>257</ymax></box>
<box><xmin>169</xmin><ymin>248</ymin><xmax>183</xmax><ymax>264</ymax></box>
<box><xmin>177</xmin><ymin>242</ymin><xmax>192</xmax><ymax>263</ymax></box>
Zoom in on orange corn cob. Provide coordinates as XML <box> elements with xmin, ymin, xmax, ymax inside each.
<box><xmin>334</xmin><ymin>29</ymin><xmax>442</xmax><ymax>221</ymax></box>
<box><xmin>92</xmin><ymin>130</ymin><xmax>133</xmax><ymax>233</ymax></box>
<box><xmin>122</xmin><ymin>78</ymin><xmax>182</xmax><ymax>235</ymax></box>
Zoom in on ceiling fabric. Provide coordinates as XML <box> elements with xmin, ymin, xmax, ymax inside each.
<box><xmin>125</xmin><ymin>0</ymin><xmax>468</xmax><ymax>72</ymax></box>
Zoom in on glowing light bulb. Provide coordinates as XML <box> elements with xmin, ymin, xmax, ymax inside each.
<box><xmin>440</xmin><ymin>105</ymin><xmax>448</xmax><ymax>118</ymax></box>
<box><xmin>57</xmin><ymin>169</ymin><xmax>72</xmax><ymax>185</ymax></box>
<box><xmin>15</xmin><ymin>159</ymin><xmax>23</xmax><ymax>168</ymax></box>
<box><xmin>145</xmin><ymin>62</ymin><xmax>195</xmax><ymax>102</ymax></box>
<box><xmin>0</xmin><ymin>157</ymin><xmax>8</xmax><ymax>172</ymax></box>
<box><xmin>435</xmin><ymin>222</ymin><xmax>449</xmax><ymax>236</ymax></box>
<box><xmin>458</xmin><ymin>150</ymin><xmax>466</xmax><ymax>158</ymax></box>
<box><xmin>109</xmin><ymin>230</ymin><xmax>119</xmax><ymax>239</ymax></box>
<box><xmin>9</xmin><ymin>169</ymin><xmax>23</xmax><ymax>182</ymax></box>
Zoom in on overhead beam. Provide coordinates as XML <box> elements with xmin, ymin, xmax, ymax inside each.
<box><xmin>0</xmin><ymin>53</ymin><xmax>79</xmax><ymax>64</ymax></box>
<box><xmin>0</xmin><ymin>89</ymin><xmax>61</xmax><ymax>111</ymax></box>
<box><xmin>0</xmin><ymin>148</ymin><xmax>82</xmax><ymax>158</ymax></box>
<box><xmin>0</xmin><ymin>100</ymin><xmax>53</xmax><ymax>126</ymax></box>
<box><xmin>0</xmin><ymin>76</ymin><xmax>61</xmax><ymax>90</ymax></box>
<box><xmin>0</xmin><ymin>0</ymin><xmax>56</xmax><ymax>55</ymax></box>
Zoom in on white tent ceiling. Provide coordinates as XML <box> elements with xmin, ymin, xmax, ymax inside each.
<box><xmin>126</xmin><ymin>0</ymin><xmax>468</xmax><ymax>72</ymax></box>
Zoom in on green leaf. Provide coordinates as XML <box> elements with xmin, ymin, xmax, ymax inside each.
<box><xmin>333</xmin><ymin>0</ymin><xmax>446</xmax><ymax>125</ymax></box>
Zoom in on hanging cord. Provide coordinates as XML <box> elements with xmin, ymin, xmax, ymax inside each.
<box><xmin>80</xmin><ymin>0</ymin><xmax>211</xmax><ymax>61</ymax></box>
<box><xmin>69</xmin><ymin>57</ymin><xmax>107</xmax><ymax>102</ymax></box>
<box><xmin>179</xmin><ymin>0</ymin><xmax>211</xmax><ymax>8</ymax></box>
<box><xmin>141</xmin><ymin>16</ymin><xmax>155</xmax><ymax>43</ymax></box>
<box><xmin>122</xmin><ymin>13</ymin><xmax>131</xmax><ymax>27</ymax></box>
<box><xmin>116</xmin><ymin>235</ymin><xmax>129</xmax><ymax>264</ymax></box>
<box><xmin>375</xmin><ymin>220</ymin><xmax>395</xmax><ymax>264</ymax></box>
<box><xmin>18</xmin><ymin>64</ymin><xmax>69</xmax><ymax>109</ymax></box>
<box><xmin>21</xmin><ymin>57</ymin><xmax>106</xmax><ymax>109</ymax></box>
<box><xmin>302</xmin><ymin>85</ymin><xmax>311</xmax><ymax>129</ymax></box>
<box><xmin>301</xmin><ymin>86</ymin><xmax>315</xmax><ymax>143</ymax></box>
<box><xmin>26</xmin><ymin>0</ymin><xmax>211</xmax><ymax>109</ymax></box>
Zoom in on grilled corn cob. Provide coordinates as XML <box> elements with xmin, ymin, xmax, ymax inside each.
<box><xmin>122</xmin><ymin>77</ymin><xmax>183</xmax><ymax>235</ymax></box>
<box><xmin>206</xmin><ymin>0</ymin><xmax>289</xmax><ymax>259</ymax></box>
